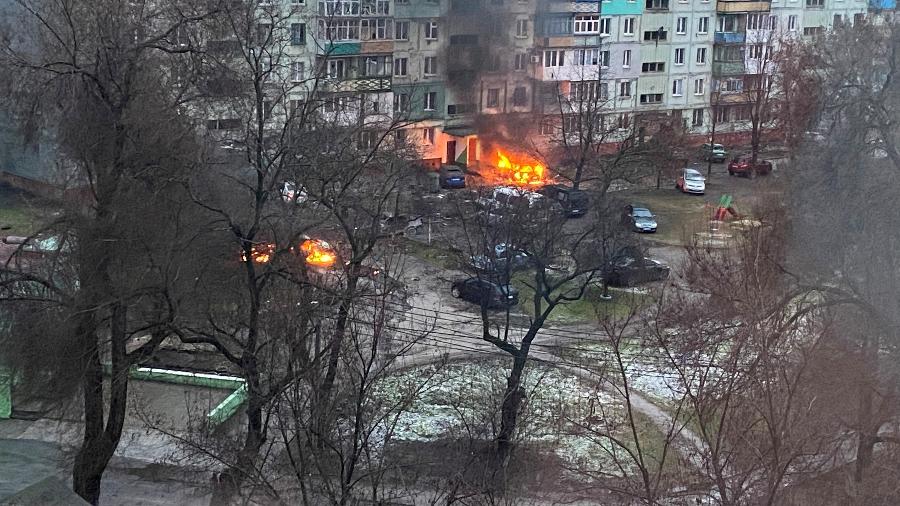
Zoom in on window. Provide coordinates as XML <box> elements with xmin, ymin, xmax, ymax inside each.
<box><xmin>544</xmin><ymin>50</ymin><xmax>565</xmax><ymax>67</ymax></box>
<box><xmin>622</xmin><ymin>49</ymin><xmax>632</xmax><ymax>67</ymax></box>
<box><xmin>512</xmin><ymin>86</ymin><xmax>527</xmax><ymax>106</ymax></box>
<box><xmin>694</xmin><ymin>78</ymin><xmax>705</xmax><ymax>95</ymax></box>
<box><xmin>516</xmin><ymin>19</ymin><xmax>529</xmax><ymax>37</ymax></box>
<box><xmin>318</xmin><ymin>19</ymin><xmax>361</xmax><ymax>41</ymax></box>
<box><xmin>714</xmin><ymin>106</ymin><xmax>730</xmax><ymax>123</ymax></box>
<box><xmin>540</xmin><ymin>118</ymin><xmax>556</xmax><ymax>135</ymax></box>
<box><xmin>425</xmin><ymin>21</ymin><xmax>438</xmax><ymax>40</ymax></box>
<box><xmin>672</xmin><ymin>78</ymin><xmax>684</xmax><ymax>96</ymax></box>
<box><xmin>640</xmin><ymin>93</ymin><xmax>663</xmax><ymax>104</ymax></box>
<box><xmin>361</xmin><ymin>18</ymin><xmax>392</xmax><ymax>40</ymax></box>
<box><xmin>570</xmin><ymin>81</ymin><xmax>597</xmax><ymax>101</ymax></box>
<box><xmin>360</xmin><ymin>55</ymin><xmax>390</xmax><ymax>76</ymax></box>
<box><xmin>486</xmin><ymin>88</ymin><xmax>500</xmax><ymax>108</ymax></box>
<box><xmin>747</xmin><ymin>13</ymin><xmax>760</xmax><ymax>30</ymax></box>
<box><xmin>423</xmin><ymin>127</ymin><xmax>435</xmax><ymax>144</ymax></box>
<box><xmin>600</xmin><ymin>17</ymin><xmax>612</xmax><ymax>36</ymax></box>
<box><xmin>646</xmin><ymin>0</ymin><xmax>669</xmax><ymax>9</ymax></box>
<box><xmin>600</xmin><ymin>50</ymin><xmax>610</xmax><ymax>67</ymax></box>
<box><xmin>514</xmin><ymin>54</ymin><xmax>527</xmax><ymax>70</ymax></box>
<box><xmin>718</xmin><ymin>15</ymin><xmax>738</xmax><ymax>32</ymax></box>
<box><xmin>766</xmin><ymin>15</ymin><xmax>778</xmax><ymax>30</ymax></box>
<box><xmin>623</xmin><ymin>17</ymin><xmax>635</xmax><ymax>35</ymax></box>
<box><xmin>394</xmin><ymin>93</ymin><xmax>409</xmax><ymax>113</ymax></box>
<box><xmin>290</xmin><ymin>23</ymin><xmax>306</xmax><ymax>45</ymax></box>
<box><xmin>424</xmin><ymin>91</ymin><xmax>437</xmax><ymax>111</ymax></box>
<box><xmin>574</xmin><ymin>14</ymin><xmax>600</xmax><ymax>34</ymax></box>
<box><xmin>749</xmin><ymin>44</ymin><xmax>763</xmax><ymax>59</ymax></box>
<box><xmin>291</xmin><ymin>61</ymin><xmax>305</xmax><ymax>82</ymax></box>
<box><xmin>320</xmin><ymin>0</ymin><xmax>359</xmax><ymax>10</ymax></box>
<box><xmin>692</xmin><ymin>108</ymin><xmax>704</xmax><ymax>127</ymax></box>
<box><xmin>424</xmin><ymin>56</ymin><xmax>437</xmax><ymax>75</ymax></box>
<box><xmin>854</xmin><ymin>13</ymin><xmax>865</xmax><ymax>25</ymax></box>
<box><xmin>696</xmin><ymin>47</ymin><xmax>707</xmax><ymax>64</ymax></box>
<box><xmin>256</xmin><ymin>23</ymin><xmax>271</xmax><ymax>46</ymax></box>
<box><xmin>806</xmin><ymin>0</ymin><xmax>823</xmax><ymax>6</ymax></box>
<box><xmin>803</xmin><ymin>26</ymin><xmax>824</xmax><ymax>36</ymax></box>
<box><xmin>574</xmin><ymin>48</ymin><xmax>600</xmax><ymax>65</ymax></box>
<box><xmin>644</xmin><ymin>29</ymin><xmax>668</xmax><ymax>41</ymax></box>
<box><xmin>617</xmin><ymin>113</ymin><xmax>630</xmax><ymax>129</ymax></box>
<box><xmin>619</xmin><ymin>81</ymin><xmax>632</xmax><ymax>97</ymax></box>
<box><xmin>642</xmin><ymin>62</ymin><xmax>665</xmax><ymax>72</ymax></box>
<box><xmin>698</xmin><ymin>17</ymin><xmax>709</xmax><ymax>34</ymax></box>
<box><xmin>720</xmin><ymin>78</ymin><xmax>743</xmax><ymax>92</ymax></box>
<box><xmin>674</xmin><ymin>48</ymin><xmax>685</xmax><ymax>65</ymax></box>
<box><xmin>676</xmin><ymin>17</ymin><xmax>687</xmax><ymax>34</ymax></box>
<box><xmin>393</xmin><ymin>57</ymin><xmax>407</xmax><ymax>76</ymax></box>
<box><xmin>833</xmin><ymin>14</ymin><xmax>843</xmax><ymax>27</ymax></box>
<box><xmin>395</xmin><ymin>20</ymin><xmax>409</xmax><ymax>40</ymax></box>
<box><xmin>360</xmin><ymin>130</ymin><xmax>377</xmax><ymax>149</ymax></box>
<box><xmin>788</xmin><ymin>15</ymin><xmax>798</xmax><ymax>30</ymax></box>
<box><xmin>326</xmin><ymin>59</ymin><xmax>348</xmax><ymax>79</ymax></box>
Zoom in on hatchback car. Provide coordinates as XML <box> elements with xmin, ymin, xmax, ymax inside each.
<box><xmin>676</xmin><ymin>168</ymin><xmax>706</xmax><ymax>194</ymax></box>
<box><xmin>537</xmin><ymin>184</ymin><xmax>590</xmax><ymax>218</ymax></box>
<box><xmin>701</xmin><ymin>143</ymin><xmax>728</xmax><ymax>163</ymax></box>
<box><xmin>451</xmin><ymin>277</ymin><xmax>520</xmax><ymax>309</ymax></box>
<box><xmin>439</xmin><ymin>165</ymin><xmax>466</xmax><ymax>189</ymax></box>
<box><xmin>623</xmin><ymin>205</ymin><xmax>658</xmax><ymax>233</ymax></box>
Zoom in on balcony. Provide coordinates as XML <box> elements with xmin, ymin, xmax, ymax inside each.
<box><xmin>714</xmin><ymin>31</ymin><xmax>746</xmax><ymax>44</ymax></box>
<box><xmin>323</xmin><ymin>76</ymin><xmax>392</xmax><ymax>93</ymax></box>
<box><xmin>713</xmin><ymin>61</ymin><xmax>746</xmax><ymax>75</ymax></box>
<box><xmin>716</xmin><ymin>0</ymin><xmax>771</xmax><ymax>12</ymax></box>
<box><xmin>319</xmin><ymin>42</ymin><xmax>361</xmax><ymax>56</ymax></box>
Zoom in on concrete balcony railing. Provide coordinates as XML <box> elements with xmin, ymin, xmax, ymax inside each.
<box><xmin>714</xmin><ymin>31</ymin><xmax>746</xmax><ymax>44</ymax></box>
<box><xmin>713</xmin><ymin>61</ymin><xmax>746</xmax><ymax>75</ymax></box>
<box><xmin>716</xmin><ymin>0</ymin><xmax>771</xmax><ymax>12</ymax></box>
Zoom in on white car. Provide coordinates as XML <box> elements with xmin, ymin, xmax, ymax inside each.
<box><xmin>676</xmin><ymin>168</ymin><xmax>706</xmax><ymax>195</ymax></box>
<box><xmin>476</xmin><ymin>186</ymin><xmax>543</xmax><ymax>210</ymax></box>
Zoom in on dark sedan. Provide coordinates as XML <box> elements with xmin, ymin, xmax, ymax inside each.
<box><xmin>451</xmin><ymin>277</ymin><xmax>519</xmax><ymax>309</ymax></box>
<box><xmin>605</xmin><ymin>255</ymin><xmax>670</xmax><ymax>287</ymax></box>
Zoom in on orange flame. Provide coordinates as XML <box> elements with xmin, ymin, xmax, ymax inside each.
<box><xmin>300</xmin><ymin>239</ymin><xmax>337</xmax><ymax>268</ymax></box>
<box><xmin>495</xmin><ymin>150</ymin><xmax>548</xmax><ymax>187</ymax></box>
<box><xmin>242</xmin><ymin>243</ymin><xmax>275</xmax><ymax>264</ymax></box>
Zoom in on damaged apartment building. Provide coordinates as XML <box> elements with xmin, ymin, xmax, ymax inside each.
<box><xmin>207</xmin><ymin>0</ymin><xmax>869</xmax><ymax>167</ymax></box>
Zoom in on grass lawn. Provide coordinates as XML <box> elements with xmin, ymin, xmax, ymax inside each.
<box><xmin>510</xmin><ymin>273</ymin><xmax>652</xmax><ymax>324</ymax></box>
<box><xmin>398</xmin><ymin>236</ymin><xmax>461</xmax><ymax>270</ymax></box>
<box><xmin>0</xmin><ymin>184</ymin><xmax>50</xmax><ymax>236</ymax></box>
<box><xmin>621</xmin><ymin>189</ymin><xmax>710</xmax><ymax>247</ymax></box>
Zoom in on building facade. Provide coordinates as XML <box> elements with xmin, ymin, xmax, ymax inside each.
<box><xmin>220</xmin><ymin>0</ymin><xmax>870</xmax><ymax>165</ymax></box>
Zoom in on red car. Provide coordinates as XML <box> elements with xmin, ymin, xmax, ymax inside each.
<box><xmin>728</xmin><ymin>156</ymin><xmax>772</xmax><ymax>177</ymax></box>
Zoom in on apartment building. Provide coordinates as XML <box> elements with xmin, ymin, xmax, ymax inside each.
<box><xmin>212</xmin><ymin>0</ymin><xmax>869</xmax><ymax>166</ymax></box>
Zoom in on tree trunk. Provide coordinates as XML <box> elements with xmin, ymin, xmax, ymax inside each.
<box><xmin>72</xmin><ymin>302</ymin><xmax>129</xmax><ymax>505</ymax></box>
<box><xmin>497</xmin><ymin>354</ymin><xmax>527</xmax><ymax>468</ymax></box>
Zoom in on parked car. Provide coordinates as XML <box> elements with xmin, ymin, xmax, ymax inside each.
<box><xmin>280</xmin><ymin>181</ymin><xmax>309</xmax><ymax>204</ymax></box>
<box><xmin>605</xmin><ymin>254</ymin><xmax>670</xmax><ymax>287</ymax></box>
<box><xmin>728</xmin><ymin>156</ymin><xmax>772</xmax><ymax>177</ymax></box>
<box><xmin>623</xmin><ymin>204</ymin><xmax>658</xmax><ymax>233</ymax></box>
<box><xmin>700</xmin><ymin>143</ymin><xmax>728</xmax><ymax>163</ymax></box>
<box><xmin>450</xmin><ymin>277</ymin><xmax>520</xmax><ymax>309</ymax></box>
<box><xmin>470</xmin><ymin>243</ymin><xmax>531</xmax><ymax>280</ymax></box>
<box><xmin>676</xmin><ymin>168</ymin><xmax>706</xmax><ymax>194</ymax></box>
<box><xmin>537</xmin><ymin>184</ymin><xmax>590</xmax><ymax>217</ymax></box>
<box><xmin>439</xmin><ymin>165</ymin><xmax>466</xmax><ymax>189</ymax></box>
<box><xmin>477</xmin><ymin>186</ymin><xmax>546</xmax><ymax>223</ymax></box>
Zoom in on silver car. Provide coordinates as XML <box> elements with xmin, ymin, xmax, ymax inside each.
<box><xmin>677</xmin><ymin>168</ymin><xmax>706</xmax><ymax>195</ymax></box>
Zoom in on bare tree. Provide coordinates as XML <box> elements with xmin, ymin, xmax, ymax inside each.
<box><xmin>0</xmin><ymin>1</ymin><xmax>218</xmax><ymax>503</ymax></box>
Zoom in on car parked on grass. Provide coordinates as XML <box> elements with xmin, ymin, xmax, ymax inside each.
<box><xmin>439</xmin><ymin>165</ymin><xmax>467</xmax><ymax>189</ymax></box>
<box><xmin>623</xmin><ymin>204</ymin><xmax>658</xmax><ymax>233</ymax></box>
<box><xmin>700</xmin><ymin>143</ymin><xmax>728</xmax><ymax>163</ymax></box>
<box><xmin>676</xmin><ymin>168</ymin><xmax>706</xmax><ymax>195</ymax></box>
<box><xmin>728</xmin><ymin>156</ymin><xmax>772</xmax><ymax>177</ymax></box>
<box><xmin>451</xmin><ymin>277</ymin><xmax>520</xmax><ymax>308</ymax></box>
<box><xmin>605</xmin><ymin>254</ymin><xmax>670</xmax><ymax>287</ymax></box>
<box><xmin>537</xmin><ymin>184</ymin><xmax>590</xmax><ymax>218</ymax></box>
